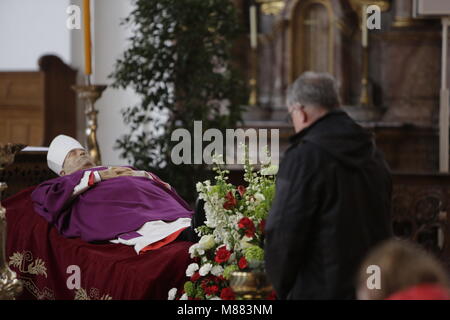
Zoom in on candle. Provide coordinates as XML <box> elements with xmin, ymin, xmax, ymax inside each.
<box><xmin>250</xmin><ymin>5</ymin><xmax>258</xmax><ymax>49</ymax></box>
<box><xmin>362</xmin><ymin>5</ymin><xmax>368</xmax><ymax>48</ymax></box>
<box><xmin>83</xmin><ymin>0</ymin><xmax>92</xmax><ymax>75</ymax></box>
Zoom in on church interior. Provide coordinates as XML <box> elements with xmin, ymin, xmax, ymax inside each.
<box><xmin>1</xmin><ymin>0</ymin><xmax>450</xmax><ymax>301</ymax></box>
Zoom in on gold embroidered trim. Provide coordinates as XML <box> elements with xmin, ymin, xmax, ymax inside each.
<box><xmin>74</xmin><ymin>287</ymin><xmax>113</xmax><ymax>300</ymax></box>
<box><xmin>21</xmin><ymin>279</ymin><xmax>55</xmax><ymax>300</ymax></box>
<box><xmin>8</xmin><ymin>251</ymin><xmax>113</xmax><ymax>300</ymax></box>
<box><xmin>8</xmin><ymin>251</ymin><xmax>48</xmax><ymax>278</ymax></box>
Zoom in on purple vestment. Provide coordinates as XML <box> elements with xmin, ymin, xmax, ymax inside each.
<box><xmin>31</xmin><ymin>167</ymin><xmax>194</xmax><ymax>242</ymax></box>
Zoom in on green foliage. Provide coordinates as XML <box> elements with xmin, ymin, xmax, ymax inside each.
<box><xmin>183</xmin><ymin>281</ymin><xmax>195</xmax><ymax>296</ymax></box>
<box><xmin>110</xmin><ymin>0</ymin><xmax>247</xmax><ymax>202</ymax></box>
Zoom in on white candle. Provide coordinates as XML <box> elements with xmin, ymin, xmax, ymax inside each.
<box><xmin>362</xmin><ymin>5</ymin><xmax>368</xmax><ymax>48</ymax></box>
<box><xmin>250</xmin><ymin>5</ymin><xmax>258</xmax><ymax>49</ymax></box>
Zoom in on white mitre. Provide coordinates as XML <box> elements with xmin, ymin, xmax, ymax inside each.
<box><xmin>47</xmin><ymin>135</ymin><xmax>85</xmax><ymax>175</ymax></box>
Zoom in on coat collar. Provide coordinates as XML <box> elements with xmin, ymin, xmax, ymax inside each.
<box><xmin>288</xmin><ymin>108</ymin><xmax>346</xmax><ymax>145</ymax></box>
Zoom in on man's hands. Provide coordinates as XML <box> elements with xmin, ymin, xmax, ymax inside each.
<box><xmin>97</xmin><ymin>167</ymin><xmax>171</xmax><ymax>190</ymax></box>
<box><xmin>98</xmin><ymin>167</ymin><xmax>134</xmax><ymax>181</ymax></box>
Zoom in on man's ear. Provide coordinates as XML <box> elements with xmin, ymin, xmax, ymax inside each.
<box><xmin>299</xmin><ymin>107</ymin><xmax>308</xmax><ymax>123</ymax></box>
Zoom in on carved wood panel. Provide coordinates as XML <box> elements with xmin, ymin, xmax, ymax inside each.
<box><xmin>392</xmin><ymin>174</ymin><xmax>450</xmax><ymax>269</ymax></box>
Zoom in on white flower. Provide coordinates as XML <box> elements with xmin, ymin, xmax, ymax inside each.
<box><xmin>168</xmin><ymin>288</ymin><xmax>177</xmax><ymax>300</ymax></box>
<box><xmin>186</xmin><ymin>263</ymin><xmax>199</xmax><ymax>277</ymax></box>
<box><xmin>239</xmin><ymin>236</ymin><xmax>253</xmax><ymax>250</ymax></box>
<box><xmin>199</xmin><ymin>263</ymin><xmax>213</xmax><ymax>276</ymax></box>
<box><xmin>188</xmin><ymin>243</ymin><xmax>199</xmax><ymax>258</ymax></box>
<box><xmin>164</xmin><ymin>40</ymin><xmax>174</xmax><ymax>47</ymax></box>
<box><xmin>209</xmin><ymin>296</ymin><xmax>222</xmax><ymax>300</ymax></box>
<box><xmin>199</xmin><ymin>234</ymin><xmax>216</xmax><ymax>250</ymax></box>
<box><xmin>180</xmin><ymin>293</ymin><xmax>188</xmax><ymax>300</ymax></box>
<box><xmin>254</xmin><ymin>193</ymin><xmax>265</xmax><ymax>202</ymax></box>
<box><xmin>260</xmin><ymin>165</ymin><xmax>278</xmax><ymax>176</ymax></box>
<box><xmin>211</xmin><ymin>265</ymin><xmax>224</xmax><ymax>276</ymax></box>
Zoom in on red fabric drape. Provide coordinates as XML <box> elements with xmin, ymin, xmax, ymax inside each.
<box><xmin>2</xmin><ymin>187</ymin><xmax>192</xmax><ymax>300</ymax></box>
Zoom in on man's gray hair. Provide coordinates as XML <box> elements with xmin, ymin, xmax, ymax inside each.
<box><xmin>286</xmin><ymin>71</ymin><xmax>340</xmax><ymax>110</ymax></box>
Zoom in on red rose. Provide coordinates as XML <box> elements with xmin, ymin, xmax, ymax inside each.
<box><xmin>214</xmin><ymin>246</ymin><xmax>231</xmax><ymax>264</ymax></box>
<box><xmin>259</xmin><ymin>219</ymin><xmax>266</xmax><ymax>234</ymax></box>
<box><xmin>238</xmin><ymin>217</ymin><xmax>256</xmax><ymax>237</ymax></box>
<box><xmin>237</xmin><ymin>185</ymin><xmax>246</xmax><ymax>197</ymax></box>
<box><xmin>220</xmin><ymin>287</ymin><xmax>235</xmax><ymax>300</ymax></box>
<box><xmin>223</xmin><ymin>191</ymin><xmax>237</xmax><ymax>210</ymax></box>
<box><xmin>238</xmin><ymin>256</ymin><xmax>248</xmax><ymax>270</ymax></box>
<box><xmin>191</xmin><ymin>271</ymin><xmax>200</xmax><ymax>282</ymax></box>
<box><xmin>205</xmin><ymin>285</ymin><xmax>219</xmax><ymax>296</ymax></box>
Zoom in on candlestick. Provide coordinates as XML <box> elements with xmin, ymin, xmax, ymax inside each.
<box><xmin>72</xmin><ymin>85</ymin><xmax>107</xmax><ymax>165</ymax></box>
<box><xmin>362</xmin><ymin>4</ymin><xmax>368</xmax><ymax>48</ymax></box>
<box><xmin>250</xmin><ymin>5</ymin><xmax>258</xmax><ymax>49</ymax></box>
<box><xmin>83</xmin><ymin>0</ymin><xmax>92</xmax><ymax>75</ymax></box>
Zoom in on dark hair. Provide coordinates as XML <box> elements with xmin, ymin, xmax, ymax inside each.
<box><xmin>287</xmin><ymin>71</ymin><xmax>340</xmax><ymax>110</ymax></box>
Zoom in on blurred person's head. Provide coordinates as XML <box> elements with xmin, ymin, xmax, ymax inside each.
<box><xmin>286</xmin><ymin>71</ymin><xmax>341</xmax><ymax>133</ymax></box>
<box><xmin>357</xmin><ymin>239</ymin><xmax>450</xmax><ymax>300</ymax></box>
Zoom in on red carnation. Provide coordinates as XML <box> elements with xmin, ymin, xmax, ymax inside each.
<box><xmin>238</xmin><ymin>256</ymin><xmax>248</xmax><ymax>270</ymax></box>
<box><xmin>259</xmin><ymin>219</ymin><xmax>266</xmax><ymax>234</ymax></box>
<box><xmin>223</xmin><ymin>191</ymin><xmax>237</xmax><ymax>210</ymax></box>
<box><xmin>238</xmin><ymin>217</ymin><xmax>256</xmax><ymax>237</ymax></box>
<box><xmin>205</xmin><ymin>285</ymin><xmax>219</xmax><ymax>296</ymax></box>
<box><xmin>214</xmin><ymin>246</ymin><xmax>231</xmax><ymax>264</ymax></box>
<box><xmin>220</xmin><ymin>287</ymin><xmax>235</xmax><ymax>300</ymax></box>
<box><xmin>191</xmin><ymin>271</ymin><xmax>200</xmax><ymax>282</ymax></box>
<box><xmin>237</xmin><ymin>185</ymin><xmax>246</xmax><ymax>197</ymax></box>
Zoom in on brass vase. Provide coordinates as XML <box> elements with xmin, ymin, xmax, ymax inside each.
<box><xmin>229</xmin><ymin>270</ymin><xmax>273</xmax><ymax>300</ymax></box>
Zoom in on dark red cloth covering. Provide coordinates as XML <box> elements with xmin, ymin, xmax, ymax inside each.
<box><xmin>2</xmin><ymin>187</ymin><xmax>192</xmax><ymax>300</ymax></box>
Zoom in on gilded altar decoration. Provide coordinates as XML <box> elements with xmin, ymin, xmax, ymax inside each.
<box><xmin>0</xmin><ymin>143</ymin><xmax>25</xmax><ymax>300</ymax></box>
<box><xmin>348</xmin><ymin>0</ymin><xmax>390</xmax><ymax>14</ymax></box>
<box><xmin>75</xmin><ymin>287</ymin><xmax>113</xmax><ymax>300</ymax></box>
<box><xmin>256</xmin><ymin>0</ymin><xmax>285</xmax><ymax>16</ymax></box>
<box><xmin>349</xmin><ymin>0</ymin><xmax>390</xmax><ymax>108</ymax></box>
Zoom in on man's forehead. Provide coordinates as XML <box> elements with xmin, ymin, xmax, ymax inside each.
<box><xmin>66</xmin><ymin>148</ymin><xmax>85</xmax><ymax>158</ymax></box>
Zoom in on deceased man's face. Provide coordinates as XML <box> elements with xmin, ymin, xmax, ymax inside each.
<box><xmin>61</xmin><ymin>148</ymin><xmax>95</xmax><ymax>176</ymax></box>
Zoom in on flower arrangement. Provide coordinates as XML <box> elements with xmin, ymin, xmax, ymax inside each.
<box><xmin>168</xmin><ymin>153</ymin><xmax>278</xmax><ymax>300</ymax></box>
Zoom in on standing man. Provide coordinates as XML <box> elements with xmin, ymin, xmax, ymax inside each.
<box><xmin>265</xmin><ymin>72</ymin><xmax>392</xmax><ymax>299</ymax></box>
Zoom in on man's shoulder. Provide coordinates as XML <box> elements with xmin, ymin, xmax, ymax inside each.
<box><xmin>284</xmin><ymin>139</ymin><xmax>325</xmax><ymax>162</ymax></box>
<box><xmin>279</xmin><ymin>141</ymin><xmax>326</xmax><ymax>178</ymax></box>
